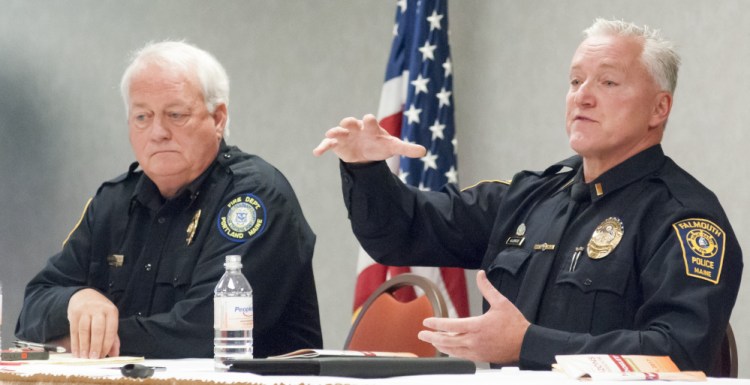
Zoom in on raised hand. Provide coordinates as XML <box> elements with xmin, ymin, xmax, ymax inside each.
<box><xmin>313</xmin><ymin>114</ymin><xmax>426</xmax><ymax>162</ymax></box>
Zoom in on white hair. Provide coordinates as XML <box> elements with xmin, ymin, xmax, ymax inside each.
<box><xmin>584</xmin><ymin>18</ymin><xmax>680</xmax><ymax>94</ymax></box>
<box><xmin>120</xmin><ymin>41</ymin><xmax>231</xmax><ymax>136</ymax></box>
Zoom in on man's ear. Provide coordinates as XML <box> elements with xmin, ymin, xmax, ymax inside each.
<box><xmin>213</xmin><ymin>103</ymin><xmax>228</xmax><ymax>138</ymax></box>
<box><xmin>649</xmin><ymin>92</ymin><xmax>672</xmax><ymax>129</ymax></box>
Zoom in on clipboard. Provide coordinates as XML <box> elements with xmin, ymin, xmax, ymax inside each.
<box><xmin>227</xmin><ymin>356</ymin><xmax>476</xmax><ymax>378</ymax></box>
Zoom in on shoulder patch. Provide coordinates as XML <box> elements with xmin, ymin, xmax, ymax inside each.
<box><xmin>217</xmin><ymin>193</ymin><xmax>267</xmax><ymax>243</ymax></box>
<box><xmin>672</xmin><ymin>218</ymin><xmax>725</xmax><ymax>284</ymax></box>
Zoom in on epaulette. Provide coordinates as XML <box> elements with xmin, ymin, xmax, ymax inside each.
<box><xmin>96</xmin><ymin>161</ymin><xmax>140</xmax><ymax>194</ymax></box>
<box><xmin>540</xmin><ymin>155</ymin><xmax>581</xmax><ymax>177</ymax></box>
<box><xmin>216</xmin><ymin>144</ymin><xmax>247</xmax><ymax>174</ymax></box>
<box><xmin>461</xmin><ymin>179</ymin><xmax>511</xmax><ymax>192</ymax></box>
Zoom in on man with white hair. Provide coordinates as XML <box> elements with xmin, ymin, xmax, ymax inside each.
<box><xmin>16</xmin><ymin>41</ymin><xmax>322</xmax><ymax>359</ymax></box>
<box><xmin>314</xmin><ymin>19</ymin><xmax>742</xmax><ymax>372</ymax></box>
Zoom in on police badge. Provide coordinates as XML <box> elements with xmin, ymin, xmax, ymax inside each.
<box><xmin>587</xmin><ymin>217</ymin><xmax>624</xmax><ymax>259</ymax></box>
<box><xmin>217</xmin><ymin>193</ymin><xmax>267</xmax><ymax>242</ymax></box>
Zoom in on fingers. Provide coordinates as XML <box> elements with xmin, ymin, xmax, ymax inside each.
<box><xmin>76</xmin><ymin>314</ymin><xmax>92</xmax><ymax>358</ymax></box>
<box><xmin>68</xmin><ymin>314</ymin><xmax>80</xmax><ymax>357</ymax></box>
<box><xmin>108</xmin><ymin>335</ymin><xmax>121</xmax><ymax>358</ymax></box>
<box><xmin>316</xmin><ymin>114</ymin><xmax>427</xmax><ymax>162</ymax></box>
<box><xmin>418</xmin><ymin>328</ymin><xmax>478</xmax><ymax>361</ymax></box>
<box><xmin>476</xmin><ymin>270</ymin><xmax>507</xmax><ymax>306</ymax></box>
<box><xmin>312</xmin><ymin>125</ymin><xmax>352</xmax><ymax>157</ymax></box>
<box><xmin>67</xmin><ymin>289</ymin><xmax>119</xmax><ymax>358</ymax></box>
<box><xmin>360</xmin><ymin>114</ymin><xmax>380</xmax><ymax>133</ymax></box>
<box><xmin>102</xmin><ymin>311</ymin><xmax>119</xmax><ymax>357</ymax></box>
<box><xmin>398</xmin><ymin>141</ymin><xmax>427</xmax><ymax>159</ymax></box>
<box><xmin>90</xmin><ymin>312</ymin><xmax>107</xmax><ymax>358</ymax></box>
<box><xmin>362</xmin><ymin>114</ymin><xmax>426</xmax><ymax>159</ymax></box>
<box><xmin>312</xmin><ymin>138</ymin><xmax>337</xmax><ymax>156</ymax></box>
<box><xmin>418</xmin><ymin>329</ymin><xmax>459</xmax><ymax>346</ymax></box>
<box><xmin>422</xmin><ymin>316</ymin><xmax>472</xmax><ymax>334</ymax></box>
<box><xmin>339</xmin><ymin>116</ymin><xmax>362</xmax><ymax>130</ymax></box>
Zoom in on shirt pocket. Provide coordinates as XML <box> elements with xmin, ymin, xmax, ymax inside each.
<box><xmin>555</xmin><ymin>257</ymin><xmax>633</xmax><ymax>332</ymax></box>
<box><xmin>486</xmin><ymin>248</ymin><xmax>532</xmax><ymax>302</ymax></box>
<box><xmin>94</xmin><ymin>252</ymin><xmax>128</xmax><ymax>296</ymax></box>
<box><xmin>154</xmin><ymin>261</ymin><xmax>193</xmax><ymax>309</ymax></box>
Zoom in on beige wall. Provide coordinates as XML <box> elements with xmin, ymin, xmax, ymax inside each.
<box><xmin>0</xmin><ymin>0</ymin><xmax>746</xmax><ymax>376</ymax></box>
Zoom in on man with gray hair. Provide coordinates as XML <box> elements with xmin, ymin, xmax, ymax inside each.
<box><xmin>16</xmin><ymin>41</ymin><xmax>322</xmax><ymax>359</ymax></box>
<box><xmin>314</xmin><ymin>19</ymin><xmax>742</xmax><ymax>372</ymax></box>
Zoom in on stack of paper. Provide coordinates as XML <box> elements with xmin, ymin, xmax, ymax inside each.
<box><xmin>553</xmin><ymin>354</ymin><xmax>706</xmax><ymax>381</ymax></box>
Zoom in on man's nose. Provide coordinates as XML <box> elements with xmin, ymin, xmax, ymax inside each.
<box><xmin>574</xmin><ymin>82</ymin><xmax>596</xmax><ymax>107</ymax></box>
<box><xmin>150</xmin><ymin>115</ymin><xmax>172</xmax><ymax>139</ymax></box>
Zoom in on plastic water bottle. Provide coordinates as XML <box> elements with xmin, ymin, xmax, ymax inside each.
<box><xmin>213</xmin><ymin>255</ymin><xmax>253</xmax><ymax>370</ymax></box>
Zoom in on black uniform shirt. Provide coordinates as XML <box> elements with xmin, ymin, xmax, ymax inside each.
<box><xmin>339</xmin><ymin>144</ymin><xmax>742</xmax><ymax>372</ymax></box>
<box><xmin>16</xmin><ymin>141</ymin><xmax>322</xmax><ymax>358</ymax></box>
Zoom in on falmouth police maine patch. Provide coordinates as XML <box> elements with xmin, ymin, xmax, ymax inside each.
<box><xmin>217</xmin><ymin>193</ymin><xmax>267</xmax><ymax>243</ymax></box>
<box><xmin>673</xmin><ymin>218</ymin><xmax>725</xmax><ymax>284</ymax></box>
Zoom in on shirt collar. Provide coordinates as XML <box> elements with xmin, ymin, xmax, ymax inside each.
<box><xmin>130</xmin><ymin>141</ymin><xmax>227</xmax><ymax>212</ymax></box>
<box><xmin>584</xmin><ymin>144</ymin><xmax>666</xmax><ymax>202</ymax></box>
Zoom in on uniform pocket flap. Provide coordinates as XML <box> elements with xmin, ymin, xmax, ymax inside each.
<box><xmin>557</xmin><ymin>259</ymin><xmax>631</xmax><ymax>295</ymax></box>
<box><xmin>488</xmin><ymin>248</ymin><xmax>532</xmax><ymax>276</ymax></box>
<box><xmin>155</xmin><ymin>263</ymin><xmax>192</xmax><ymax>287</ymax></box>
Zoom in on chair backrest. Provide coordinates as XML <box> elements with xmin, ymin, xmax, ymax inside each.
<box><xmin>344</xmin><ymin>273</ymin><xmax>448</xmax><ymax>357</ymax></box>
<box><xmin>709</xmin><ymin>323</ymin><xmax>738</xmax><ymax>378</ymax></box>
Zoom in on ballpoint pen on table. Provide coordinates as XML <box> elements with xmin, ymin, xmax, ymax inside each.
<box><xmin>13</xmin><ymin>340</ymin><xmax>67</xmax><ymax>353</ymax></box>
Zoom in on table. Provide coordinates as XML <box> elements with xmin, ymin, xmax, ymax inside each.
<box><xmin>1</xmin><ymin>359</ymin><xmax>748</xmax><ymax>385</ymax></box>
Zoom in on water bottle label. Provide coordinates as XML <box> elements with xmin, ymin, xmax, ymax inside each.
<box><xmin>214</xmin><ymin>297</ymin><xmax>253</xmax><ymax>329</ymax></box>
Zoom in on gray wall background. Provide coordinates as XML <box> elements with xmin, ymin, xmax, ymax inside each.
<box><xmin>0</xmin><ymin>0</ymin><xmax>747</xmax><ymax>377</ymax></box>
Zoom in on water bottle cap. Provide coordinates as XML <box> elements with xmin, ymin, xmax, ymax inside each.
<box><xmin>224</xmin><ymin>255</ymin><xmax>242</xmax><ymax>268</ymax></box>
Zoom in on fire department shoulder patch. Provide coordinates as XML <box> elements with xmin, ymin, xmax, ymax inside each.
<box><xmin>672</xmin><ymin>218</ymin><xmax>725</xmax><ymax>284</ymax></box>
<box><xmin>217</xmin><ymin>193</ymin><xmax>267</xmax><ymax>243</ymax></box>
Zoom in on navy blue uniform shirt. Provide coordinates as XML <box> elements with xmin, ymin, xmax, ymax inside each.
<box><xmin>16</xmin><ymin>141</ymin><xmax>322</xmax><ymax>358</ymax></box>
<box><xmin>339</xmin><ymin>144</ymin><xmax>742</xmax><ymax>372</ymax></box>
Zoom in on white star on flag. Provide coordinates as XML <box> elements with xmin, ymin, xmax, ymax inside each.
<box><xmin>404</xmin><ymin>104</ymin><xmax>422</xmax><ymax>124</ymax></box>
<box><xmin>444</xmin><ymin>165</ymin><xmax>458</xmax><ymax>184</ymax></box>
<box><xmin>422</xmin><ymin>150</ymin><xmax>438</xmax><ymax>171</ymax></box>
<box><xmin>411</xmin><ymin>74</ymin><xmax>430</xmax><ymax>95</ymax></box>
<box><xmin>397</xmin><ymin>0</ymin><xmax>407</xmax><ymax>13</ymax></box>
<box><xmin>419</xmin><ymin>41</ymin><xmax>437</xmax><ymax>61</ymax></box>
<box><xmin>429</xmin><ymin>119</ymin><xmax>446</xmax><ymax>140</ymax></box>
<box><xmin>443</xmin><ymin>57</ymin><xmax>452</xmax><ymax>77</ymax></box>
<box><xmin>436</xmin><ymin>87</ymin><xmax>452</xmax><ymax>107</ymax></box>
<box><xmin>426</xmin><ymin>10</ymin><xmax>444</xmax><ymax>31</ymax></box>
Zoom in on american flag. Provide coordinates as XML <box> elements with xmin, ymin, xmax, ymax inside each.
<box><xmin>353</xmin><ymin>0</ymin><xmax>469</xmax><ymax>318</ymax></box>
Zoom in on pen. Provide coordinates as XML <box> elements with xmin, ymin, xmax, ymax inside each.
<box><xmin>13</xmin><ymin>340</ymin><xmax>67</xmax><ymax>353</ymax></box>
